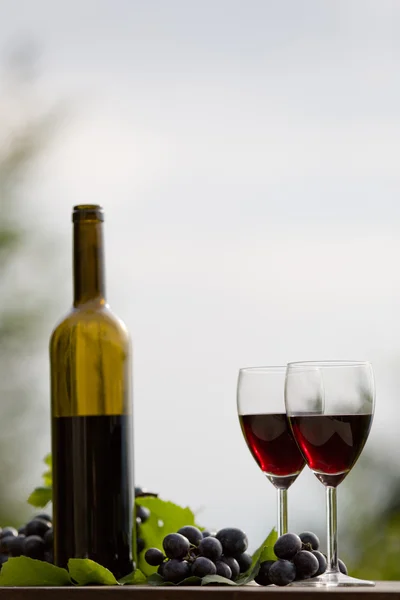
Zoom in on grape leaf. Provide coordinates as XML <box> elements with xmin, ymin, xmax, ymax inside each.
<box><xmin>135</xmin><ymin>497</ymin><xmax>200</xmax><ymax>576</ymax></box>
<box><xmin>260</xmin><ymin>544</ymin><xmax>276</xmax><ymax>562</ymax></box>
<box><xmin>236</xmin><ymin>528</ymin><xmax>277</xmax><ymax>585</ymax></box>
<box><xmin>27</xmin><ymin>486</ymin><xmax>52</xmax><ymax>508</ymax></box>
<box><xmin>201</xmin><ymin>574</ymin><xmax>237</xmax><ymax>586</ymax></box>
<box><xmin>177</xmin><ymin>576</ymin><xmax>202</xmax><ymax>586</ymax></box>
<box><xmin>249</xmin><ymin>527</ymin><xmax>277</xmax><ymax>569</ymax></box>
<box><xmin>118</xmin><ymin>569</ymin><xmax>146</xmax><ymax>585</ymax></box>
<box><xmin>68</xmin><ymin>558</ymin><xmax>119</xmax><ymax>586</ymax></box>
<box><xmin>0</xmin><ymin>557</ymin><xmax>71</xmax><ymax>586</ymax></box>
<box><xmin>147</xmin><ymin>573</ymin><xmax>202</xmax><ymax>586</ymax></box>
<box><xmin>147</xmin><ymin>573</ymin><xmax>167</xmax><ymax>586</ymax></box>
<box><xmin>27</xmin><ymin>454</ymin><xmax>53</xmax><ymax>507</ymax></box>
<box><xmin>42</xmin><ymin>470</ymin><xmax>52</xmax><ymax>487</ymax></box>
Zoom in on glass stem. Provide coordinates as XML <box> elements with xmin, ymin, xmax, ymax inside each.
<box><xmin>277</xmin><ymin>488</ymin><xmax>288</xmax><ymax>538</ymax></box>
<box><xmin>326</xmin><ymin>486</ymin><xmax>339</xmax><ymax>573</ymax></box>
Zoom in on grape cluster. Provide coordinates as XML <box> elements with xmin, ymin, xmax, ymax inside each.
<box><xmin>145</xmin><ymin>526</ymin><xmax>252</xmax><ymax>584</ymax></box>
<box><xmin>0</xmin><ymin>485</ymin><xmax>156</xmax><ymax>570</ymax></box>
<box><xmin>255</xmin><ymin>531</ymin><xmax>348</xmax><ymax>587</ymax></box>
<box><xmin>0</xmin><ymin>513</ymin><xmax>53</xmax><ymax>568</ymax></box>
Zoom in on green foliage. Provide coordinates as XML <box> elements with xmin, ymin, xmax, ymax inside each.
<box><xmin>27</xmin><ymin>487</ymin><xmax>52</xmax><ymax>508</ymax></box>
<box><xmin>0</xmin><ymin>557</ymin><xmax>71</xmax><ymax>586</ymax></box>
<box><xmin>118</xmin><ymin>569</ymin><xmax>147</xmax><ymax>585</ymax></box>
<box><xmin>0</xmin><ymin>48</ymin><xmax>59</xmax><ymax>526</ymax></box>
<box><xmin>68</xmin><ymin>559</ymin><xmax>118</xmax><ymax>586</ymax></box>
<box><xmin>202</xmin><ymin>574</ymin><xmax>238</xmax><ymax>586</ymax></box>
<box><xmin>135</xmin><ymin>496</ymin><xmax>200</xmax><ymax>576</ymax></box>
<box><xmin>0</xmin><ymin>556</ymin><xmax>146</xmax><ymax>587</ymax></box>
<box><xmin>147</xmin><ymin>573</ymin><xmax>201</xmax><ymax>587</ymax></box>
<box><xmin>348</xmin><ymin>509</ymin><xmax>400</xmax><ymax>580</ymax></box>
<box><xmin>27</xmin><ymin>455</ymin><xmax>53</xmax><ymax>508</ymax></box>
<box><xmin>238</xmin><ymin>527</ymin><xmax>277</xmax><ymax>581</ymax></box>
<box><xmin>343</xmin><ymin>453</ymin><xmax>400</xmax><ymax>581</ymax></box>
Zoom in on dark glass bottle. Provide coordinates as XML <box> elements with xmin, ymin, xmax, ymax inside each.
<box><xmin>50</xmin><ymin>205</ymin><xmax>134</xmax><ymax>578</ymax></box>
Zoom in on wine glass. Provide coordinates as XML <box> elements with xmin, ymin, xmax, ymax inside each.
<box><xmin>285</xmin><ymin>361</ymin><xmax>375</xmax><ymax>587</ymax></box>
<box><xmin>237</xmin><ymin>367</ymin><xmax>306</xmax><ymax>537</ymax></box>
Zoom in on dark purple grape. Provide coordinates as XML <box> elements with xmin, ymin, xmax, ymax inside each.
<box><xmin>137</xmin><ymin>537</ymin><xmax>145</xmax><ymax>553</ymax></box>
<box><xmin>44</xmin><ymin>528</ymin><xmax>53</xmax><ymax>549</ymax></box>
<box><xmin>216</xmin><ymin>528</ymin><xmax>248</xmax><ymax>557</ymax></box>
<box><xmin>293</xmin><ymin>550</ymin><xmax>319</xmax><ymax>579</ymax></box>
<box><xmin>191</xmin><ymin>556</ymin><xmax>217</xmax><ymax>577</ymax></box>
<box><xmin>18</xmin><ymin>526</ymin><xmax>26</xmax><ymax>536</ymax></box>
<box><xmin>299</xmin><ymin>531</ymin><xmax>320</xmax><ymax>551</ymax></box>
<box><xmin>237</xmin><ymin>552</ymin><xmax>252</xmax><ymax>573</ymax></box>
<box><xmin>157</xmin><ymin>562</ymin><xmax>165</xmax><ymax>577</ymax></box>
<box><xmin>25</xmin><ymin>519</ymin><xmax>51</xmax><ymax>538</ymax></box>
<box><xmin>23</xmin><ymin>535</ymin><xmax>46</xmax><ymax>559</ymax></box>
<box><xmin>0</xmin><ymin>554</ymin><xmax>8</xmax><ymax>566</ymax></box>
<box><xmin>35</xmin><ymin>514</ymin><xmax>52</xmax><ymax>523</ymax></box>
<box><xmin>0</xmin><ymin>536</ymin><xmax>13</xmax><ymax>554</ymax></box>
<box><xmin>268</xmin><ymin>559</ymin><xmax>296</xmax><ymax>586</ymax></box>
<box><xmin>254</xmin><ymin>559</ymin><xmax>275</xmax><ymax>586</ymax></box>
<box><xmin>198</xmin><ymin>537</ymin><xmax>223</xmax><ymax>562</ymax></box>
<box><xmin>8</xmin><ymin>535</ymin><xmax>25</xmax><ymax>557</ymax></box>
<box><xmin>0</xmin><ymin>527</ymin><xmax>17</xmax><ymax>539</ymax></box>
<box><xmin>145</xmin><ymin>548</ymin><xmax>165</xmax><ymax>566</ymax></box>
<box><xmin>136</xmin><ymin>505</ymin><xmax>150</xmax><ymax>524</ymax></box>
<box><xmin>135</xmin><ymin>487</ymin><xmax>158</xmax><ymax>498</ymax></box>
<box><xmin>312</xmin><ymin>551</ymin><xmax>327</xmax><ymax>576</ymax></box>
<box><xmin>221</xmin><ymin>556</ymin><xmax>240</xmax><ymax>580</ymax></box>
<box><xmin>163</xmin><ymin>559</ymin><xmax>191</xmax><ymax>583</ymax></box>
<box><xmin>215</xmin><ymin>561</ymin><xmax>232</xmax><ymax>579</ymax></box>
<box><xmin>163</xmin><ymin>533</ymin><xmax>190</xmax><ymax>560</ymax></box>
<box><xmin>177</xmin><ymin>526</ymin><xmax>203</xmax><ymax>547</ymax></box>
<box><xmin>339</xmin><ymin>559</ymin><xmax>348</xmax><ymax>575</ymax></box>
<box><xmin>274</xmin><ymin>533</ymin><xmax>302</xmax><ymax>560</ymax></box>
<box><xmin>202</xmin><ymin>531</ymin><xmax>212</xmax><ymax>538</ymax></box>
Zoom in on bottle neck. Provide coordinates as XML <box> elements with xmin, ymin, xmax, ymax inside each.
<box><xmin>73</xmin><ymin>221</ymin><xmax>106</xmax><ymax>307</ymax></box>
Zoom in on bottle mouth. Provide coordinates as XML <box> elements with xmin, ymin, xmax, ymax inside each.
<box><xmin>73</xmin><ymin>205</ymin><xmax>104</xmax><ymax>223</ymax></box>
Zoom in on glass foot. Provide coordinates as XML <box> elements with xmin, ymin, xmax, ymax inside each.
<box><xmin>288</xmin><ymin>572</ymin><xmax>375</xmax><ymax>588</ymax></box>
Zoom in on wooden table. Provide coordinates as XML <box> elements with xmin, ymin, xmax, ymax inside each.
<box><xmin>0</xmin><ymin>583</ymin><xmax>399</xmax><ymax>599</ymax></box>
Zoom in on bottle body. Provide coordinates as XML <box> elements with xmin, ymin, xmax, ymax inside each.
<box><xmin>50</xmin><ymin>206</ymin><xmax>134</xmax><ymax>578</ymax></box>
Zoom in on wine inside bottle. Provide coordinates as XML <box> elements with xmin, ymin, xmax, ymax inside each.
<box><xmin>50</xmin><ymin>205</ymin><xmax>134</xmax><ymax>578</ymax></box>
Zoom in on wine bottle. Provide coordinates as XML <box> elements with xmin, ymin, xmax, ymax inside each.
<box><xmin>50</xmin><ymin>205</ymin><xmax>134</xmax><ymax>578</ymax></box>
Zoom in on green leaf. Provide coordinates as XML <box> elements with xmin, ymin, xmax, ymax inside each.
<box><xmin>147</xmin><ymin>573</ymin><xmax>202</xmax><ymax>587</ymax></box>
<box><xmin>0</xmin><ymin>557</ymin><xmax>71</xmax><ymax>586</ymax></box>
<box><xmin>42</xmin><ymin>469</ymin><xmax>52</xmax><ymax>487</ymax></box>
<box><xmin>67</xmin><ymin>559</ymin><xmax>119</xmax><ymax>586</ymax></box>
<box><xmin>27</xmin><ymin>486</ymin><xmax>52</xmax><ymax>508</ymax></box>
<box><xmin>147</xmin><ymin>573</ymin><xmax>169</xmax><ymax>586</ymax></box>
<box><xmin>249</xmin><ymin>527</ymin><xmax>277</xmax><ymax>569</ymax></box>
<box><xmin>260</xmin><ymin>544</ymin><xmax>276</xmax><ymax>563</ymax></box>
<box><xmin>177</xmin><ymin>576</ymin><xmax>202</xmax><ymax>586</ymax></box>
<box><xmin>201</xmin><ymin>574</ymin><xmax>237</xmax><ymax>586</ymax></box>
<box><xmin>118</xmin><ymin>569</ymin><xmax>146</xmax><ymax>585</ymax></box>
<box><xmin>27</xmin><ymin>454</ymin><xmax>53</xmax><ymax>507</ymax></box>
<box><xmin>135</xmin><ymin>497</ymin><xmax>199</xmax><ymax>576</ymax></box>
<box><xmin>236</xmin><ymin>528</ymin><xmax>277</xmax><ymax>585</ymax></box>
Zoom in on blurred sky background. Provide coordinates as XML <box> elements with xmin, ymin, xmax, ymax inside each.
<box><xmin>0</xmin><ymin>0</ymin><xmax>399</xmax><ymax>557</ymax></box>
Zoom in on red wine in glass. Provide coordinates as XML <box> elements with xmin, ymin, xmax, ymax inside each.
<box><xmin>290</xmin><ymin>414</ymin><xmax>373</xmax><ymax>487</ymax></box>
<box><xmin>239</xmin><ymin>413</ymin><xmax>305</xmax><ymax>489</ymax></box>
